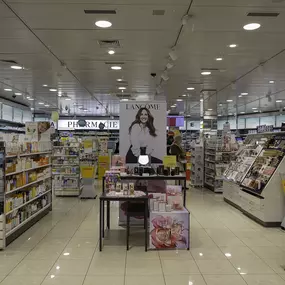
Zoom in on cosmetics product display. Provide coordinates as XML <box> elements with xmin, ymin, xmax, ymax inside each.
<box><xmin>0</xmin><ymin>131</ymin><xmax>52</xmax><ymax>249</ymax></box>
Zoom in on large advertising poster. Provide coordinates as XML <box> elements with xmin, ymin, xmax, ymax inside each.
<box><xmin>120</xmin><ymin>101</ymin><xmax>167</xmax><ymax>164</ymax></box>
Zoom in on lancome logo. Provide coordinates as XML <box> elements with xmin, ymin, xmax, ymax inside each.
<box><xmin>125</xmin><ymin>103</ymin><xmax>160</xmax><ymax>110</ymax></box>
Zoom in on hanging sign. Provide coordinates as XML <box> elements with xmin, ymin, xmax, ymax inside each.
<box><xmin>57</xmin><ymin>120</ymin><xmax>120</xmax><ymax>130</ymax></box>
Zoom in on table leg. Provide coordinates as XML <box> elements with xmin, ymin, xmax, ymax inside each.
<box><xmin>107</xmin><ymin>201</ymin><xmax>110</xmax><ymax>229</ymax></box>
<box><xmin>102</xmin><ymin>200</ymin><xmax>105</xmax><ymax>238</ymax></box>
<box><xmin>99</xmin><ymin>199</ymin><xmax>102</xmax><ymax>251</ymax></box>
<box><xmin>126</xmin><ymin>202</ymin><xmax>129</xmax><ymax>251</ymax></box>
<box><xmin>183</xmin><ymin>179</ymin><xmax>186</xmax><ymax>206</ymax></box>
<box><xmin>144</xmin><ymin>200</ymin><xmax>148</xmax><ymax>252</ymax></box>
<box><xmin>188</xmin><ymin>212</ymin><xmax>190</xmax><ymax>250</ymax></box>
<box><xmin>102</xmin><ymin>176</ymin><xmax>105</xmax><ymax>193</ymax></box>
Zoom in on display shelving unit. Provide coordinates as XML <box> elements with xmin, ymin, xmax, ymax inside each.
<box><xmin>223</xmin><ymin>132</ymin><xmax>285</xmax><ymax>226</ymax></box>
<box><xmin>52</xmin><ymin>141</ymin><xmax>83</xmax><ymax>197</ymax></box>
<box><xmin>204</xmin><ymin>134</ymin><xmax>237</xmax><ymax>193</ymax></box>
<box><xmin>0</xmin><ymin>141</ymin><xmax>52</xmax><ymax>248</ymax></box>
<box><xmin>190</xmin><ymin>141</ymin><xmax>204</xmax><ymax>187</ymax></box>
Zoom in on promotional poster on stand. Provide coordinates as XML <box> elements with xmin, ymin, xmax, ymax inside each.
<box><xmin>119</xmin><ymin>101</ymin><xmax>167</xmax><ymax>165</ymax></box>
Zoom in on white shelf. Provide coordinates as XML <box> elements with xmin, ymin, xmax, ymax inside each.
<box><xmin>6</xmin><ymin>190</ymin><xmax>52</xmax><ymax>216</ymax></box>
<box><xmin>53</xmin><ymin>146</ymin><xmax>79</xmax><ymax>148</ymax></box>
<box><xmin>205</xmin><ymin>152</ymin><xmax>215</xmax><ymax>156</ymax></box>
<box><xmin>205</xmin><ymin>159</ymin><xmax>215</xmax><ymax>163</ymax></box>
<box><xmin>205</xmin><ymin>173</ymin><xmax>215</xmax><ymax>179</ymax></box>
<box><xmin>5</xmin><ymin>164</ymin><xmax>51</xmax><ymax>177</ymax></box>
<box><xmin>5</xmin><ymin>176</ymin><xmax>51</xmax><ymax>195</ymax></box>
<box><xmin>6</xmin><ymin>204</ymin><xmax>51</xmax><ymax>237</ymax></box>
<box><xmin>6</xmin><ymin>152</ymin><xmax>51</xmax><ymax>159</ymax></box>
<box><xmin>52</xmin><ymin>155</ymin><xmax>78</xmax><ymax>157</ymax></box>
<box><xmin>52</xmin><ymin>173</ymin><xmax>80</xmax><ymax>176</ymax></box>
<box><xmin>205</xmin><ymin>167</ymin><xmax>215</xmax><ymax>171</ymax></box>
<box><xmin>52</xmin><ymin>164</ymin><xmax>79</xmax><ymax>167</ymax></box>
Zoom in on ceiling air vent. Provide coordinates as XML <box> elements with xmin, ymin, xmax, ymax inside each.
<box><xmin>0</xmin><ymin>60</ymin><xmax>18</xmax><ymax>64</ymax></box>
<box><xmin>98</xmin><ymin>40</ymin><xmax>120</xmax><ymax>48</ymax></box>
<box><xmin>84</xmin><ymin>9</ymin><xmax>116</xmax><ymax>14</ymax></box>
<box><xmin>105</xmin><ymin>62</ymin><xmax>124</xmax><ymax>65</ymax></box>
<box><xmin>116</xmin><ymin>93</ymin><xmax>132</xmax><ymax>98</ymax></box>
<box><xmin>153</xmin><ymin>10</ymin><xmax>165</xmax><ymax>16</ymax></box>
<box><xmin>247</xmin><ymin>12</ymin><xmax>279</xmax><ymax>17</ymax></box>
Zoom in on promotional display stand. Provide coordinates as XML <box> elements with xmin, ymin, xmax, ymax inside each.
<box><xmin>99</xmin><ymin>100</ymin><xmax>190</xmax><ymax>251</ymax></box>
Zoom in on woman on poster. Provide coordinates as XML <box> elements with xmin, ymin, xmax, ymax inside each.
<box><xmin>126</xmin><ymin>107</ymin><xmax>162</xmax><ymax>163</ymax></box>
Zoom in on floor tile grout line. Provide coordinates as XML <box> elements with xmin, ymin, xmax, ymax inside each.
<box><xmin>0</xmin><ymin>196</ymin><xmax>79</xmax><ymax>283</ymax></box>
<box><xmin>158</xmin><ymin>252</ymin><xmax>167</xmax><ymax>285</ymax></box>
<box><xmin>37</xmin><ymin>199</ymin><xmax>96</xmax><ymax>285</ymax></box>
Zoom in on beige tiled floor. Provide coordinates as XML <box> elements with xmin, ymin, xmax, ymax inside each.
<box><xmin>1</xmin><ymin>187</ymin><xmax>285</xmax><ymax>284</ymax></box>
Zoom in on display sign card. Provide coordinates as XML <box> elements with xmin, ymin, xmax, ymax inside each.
<box><xmin>163</xmin><ymin>156</ymin><xmax>177</xmax><ymax>168</ymax></box>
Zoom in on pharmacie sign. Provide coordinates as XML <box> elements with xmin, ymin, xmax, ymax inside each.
<box><xmin>58</xmin><ymin>120</ymin><xmax>120</xmax><ymax>130</ymax></box>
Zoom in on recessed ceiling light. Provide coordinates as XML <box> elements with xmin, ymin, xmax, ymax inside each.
<box><xmin>218</xmin><ymin>114</ymin><xmax>222</xmax><ymax>117</ymax></box>
<box><xmin>118</xmin><ymin>87</ymin><xmax>126</xmax><ymax>90</ymax></box>
<box><xmin>117</xmin><ymin>79</ymin><xmax>123</xmax><ymax>82</ymax></box>
<box><xmin>227</xmin><ymin>99</ymin><xmax>233</xmax><ymax>102</ymax></box>
<box><xmin>239</xmin><ymin>95</ymin><xmax>242</xmax><ymax>98</ymax></box>
<box><xmin>11</xmin><ymin>65</ymin><xmax>23</xmax><ymax>70</ymax></box>
<box><xmin>14</xmin><ymin>92</ymin><xmax>22</xmax><ymax>96</ymax></box>
<box><xmin>95</xmin><ymin>20</ymin><xmax>112</xmax><ymax>28</ymax></box>
<box><xmin>208</xmin><ymin>109</ymin><xmax>213</xmax><ymax>111</ymax></box>
<box><xmin>108</xmin><ymin>50</ymin><xmax>115</xmax><ymax>55</ymax></box>
<box><xmin>49</xmin><ymin>88</ymin><xmax>57</xmax><ymax>92</ymax></box>
<box><xmin>171</xmin><ymin>105</ymin><xmax>176</xmax><ymax>108</ymax></box>
<box><xmin>65</xmin><ymin>98</ymin><xmax>71</xmax><ymax>101</ymax></box>
<box><xmin>276</xmin><ymin>100</ymin><xmax>282</xmax><ymax>103</ymax></box>
<box><xmin>121</xmin><ymin>99</ymin><xmax>129</xmax><ymax>101</ymax></box>
<box><xmin>241</xmin><ymin>92</ymin><xmax>248</xmax><ymax>95</ymax></box>
<box><xmin>200</xmin><ymin>99</ymin><xmax>203</xmax><ymax>102</ymax></box>
<box><xmin>187</xmin><ymin>87</ymin><xmax>195</xmax><ymax>90</ymax></box>
<box><xmin>176</xmin><ymin>99</ymin><xmax>183</xmax><ymax>102</ymax></box>
<box><xmin>83</xmin><ymin>109</ymin><xmax>88</xmax><ymax>112</ymax></box>
<box><xmin>58</xmin><ymin>91</ymin><xmax>62</xmax><ymax>97</ymax></box>
<box><xmin>44</xmin><ymin>104</ymin><xmax>50</xmax><ymax>107</ymax></box>
<box><xmin>269</xmin><ymin>80</ymin><xmax>275</xmax><ymax>84</ymax></box>
<box><xmin>201</xmin><ymin>71</ymin><xmax>211</xmax><ymax>75</ymax></box>
<box><xmin>216</xmin><ymin>57</ymin><xmax>223</xmax><ymax>61</ymax></box>
<box><xmin>111</xmin><ymin>66</ymin><xmax>122</xmax><ymax>70</ymax></box>
<box><xmin>38</xmin><ymin>102</ymin><xmax>44</xmax><ymax>105</ymax></box>
<box><xmin>253</xmin><ymin>110</ymin><xmax>259</xmax><ymax>112</ymax></box>
<box><xmin>182</xmin><ymin>94</ymin><xmax>187</xmax><ymax>97</ymax></box>
<box><xmin>240</xmin><ymin>111</ymin><xmax>245</xmax><ymax>114</ymax></box>
<box><xmin>252</xmin><ymin>107</ymin><xmax>257</xmax><ymax>110</ymax></box>
<box><xmin>4</xmin><ymin>88</ymin><xmax>12</xmax><ymax>92</ymax></box>
<box><xmin>243</xmin><ymin>23</ymin><xmax>261</xmax><ymax>31</ymax></box>
<box><xmin>229</xmin><ymin>113</ymin><xmax>233</xmax><ymax>115</ymax></box>
<box><xmin>229</xmin><ymin>44</ymin><xmax>237</xmax><ymax>48</ymax></box>
<box><xmin>31</xmin><ymin>107</ymin><xmax>34</xmax><ymax>110</ymax></box>
<box><xmin>219</xmin><ymin>103</ymin><xmax>222</xmax><ymax>106</ymax></box>
<box><xmin>42</xmin><ymin>84</ymin><xmax>48</xmax><ymax>87</ymax></box>
<box><xmin>28</xmin><ymin>98</ymin><xmax>34</xmax><ymax>101</ymax></box>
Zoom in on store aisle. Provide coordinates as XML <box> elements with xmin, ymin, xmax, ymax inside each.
<box><xmin>1</xmin><ymin>188</ymin><xmax>285</xmax><ymax>285</ymax></box>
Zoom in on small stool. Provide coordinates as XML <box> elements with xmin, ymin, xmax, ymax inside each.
<box><xmin>126</xmin><ymin>201</ymin><xmax>148</xmax><ymax>251</ymax></box>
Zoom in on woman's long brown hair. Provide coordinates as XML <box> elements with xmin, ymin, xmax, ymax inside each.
<box><xmin>129</xmin><ymin>107</ymin><xmax>157</xmax><ymax>137</ymax></box>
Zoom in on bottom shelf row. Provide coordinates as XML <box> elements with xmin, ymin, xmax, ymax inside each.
<box><xmin>5</xmin><ymin>192</ymin><xmax>52</xmax><ymax>236</ymax></box>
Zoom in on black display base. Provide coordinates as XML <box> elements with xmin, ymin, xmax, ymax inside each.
<box><xmin>6</xmin><ymin>205</ymin><xmax>52</xmax><ymax>246</ymax></box>
<box><xmin>80</xmin><ymin>195</ymin><xmax>97</xmax><ymax>200</ymax></box>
